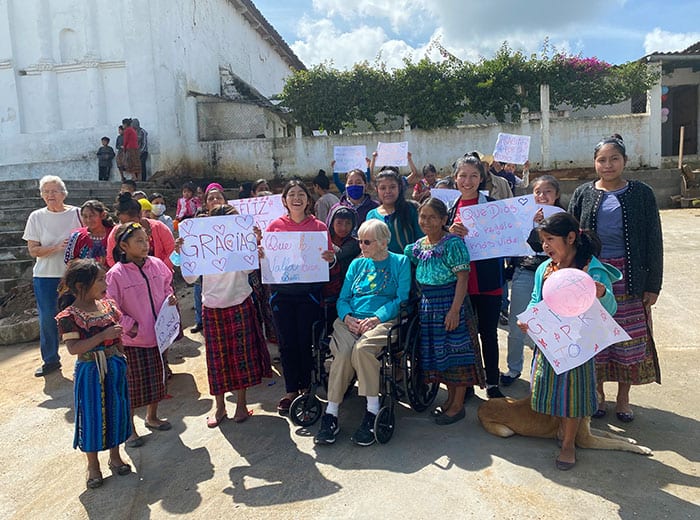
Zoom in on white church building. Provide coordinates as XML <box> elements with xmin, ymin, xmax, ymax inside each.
<box><xmin>0</xmin><ymin>0</ymin><xmax>304</xmax><ymax>181</ymax></box>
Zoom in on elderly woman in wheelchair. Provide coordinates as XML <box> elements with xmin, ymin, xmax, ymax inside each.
<box><xmin>314</xmin><ymin>219</ymin><xmax>411</xmax><ymax>446</ymax></box>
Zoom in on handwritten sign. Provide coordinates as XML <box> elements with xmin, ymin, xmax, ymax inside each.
<box><xmin>334</xmin><ymin>145</ymin><xmax>367</xmax><ymax>172</ymax></box>
<box><xmin>430</xmin><ymin>188</ymin><xmax>461</xmax><ymax>206</ymax></box>
<box><xmin>228</xmin><ymin>194</ymin><xmax>286</xmax><ymax>231</ymax></box>
<box><xmin>376</xmin><ymin>141</ymin><xmax>408</xmax><ymax>167</ymax></box>
<box><xmin>457</xmin><ymin>195</ymin><xmax>564</xmax><ymax>260</ymax></box>
<box><xmin>178</xmin><ymin>215</ymin><xmax>259</xmax><ymax>276</ymax></box>
<box><xmin>517</xmin><ymin>299</ymin><xmax>631</xmax><ymax>375</ymax></box>
<box><xmin>155</xmin><ymin>299</ymin><xmax>180</xmax><ymax>354</ymax></box>
<box><xmin>261</xmin><ymin>231</ymin><xmax>329</xmax><ymax>284</ymax></box>
<box><xmin>493</xmin><ymin>133</ymin><xmax>531</xmax><ymax>165</ymax></box>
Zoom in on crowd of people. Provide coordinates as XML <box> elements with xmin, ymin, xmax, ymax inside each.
<box><xmin>22</xmin><ymin>135</ymin><xmax>663</xmax><ymax>488</ymax></box>
<box><xmin>95</xmin><ymin>118</ymin><xmax>149</xmax><ymax>182</ymax></box>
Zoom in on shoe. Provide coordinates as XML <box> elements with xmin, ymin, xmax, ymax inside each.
<box><xmin>190</xmin><ymin>324</ymin><xmax>203</xmax><ymax>334</ymax></box>
<box><xmin>435</xmin><ymin>407</ymin><xmax>465</xmax><ymax>425</ymax></box>
<box><xmin>207</xmin><ymin>414</ymin><xmax>227</xmax><ymax>428</ymax></box>
<box><xmin>500</xmin><ymin>372</ymin><xmax>521</xmax><ymax>387</ymax></box>
<box><xmin>108</xmin><ymin>460</ymin><xmax>132</xmax><ymax>476</ymax></box>
<box><xmin>499</xmin><ymin>311</ymin><xmax>509</xmax><ymax>326</ymax></box>
<box><xmin>592</xmin><ymin>408</ymin><xmax>607</xmax><ymax>419</ymax></box>
<box><xmin>34</xmin><ymin>362</ymin><xmax>61</xmax><ymax>377</ymax></box>
<box><xmin>233</xmin><ymin>410</ymin><xmax>253</xmax><ymax>423</ymax></box>
<box><xmin>314</xmin><ymin>413</ymin><xmax>340</xmax><ymax>445</ymax></box>
<box><xmin>277</xmin><ymin>397</ymin><xmax>292</xmax><ymax>415</ymax></box>
<box><xmin>86</xmin><ymin>471</ymin><xmax>103</xmax><ymax>489</ymax></box>
<box><xmin>125</xmin><ymin>436</ymin><xmax>144</xmax><ymax>448</ymax></box>
<box><xmin>487</xmin><ymin>386</ymin><xmax>505</xmax><ymax>399</ymax></box>
<box><xmin>616</xmin><ymin>411</ymin><xmax>635</xmax><ymax>423</ymax></box>
<box><xmin>144</xmin><ymin>420</ymin><xmax>172</xmax><ymax>431</ymax></box>
<box><xmin>555</xmin><ymin>458</ymin><xmax>576</xmax><ymax>471</ymax></box>
<box><xmin>351</xmin><ymin>411</ymin><xmax>377</xmax><ymax>446</ymax></box>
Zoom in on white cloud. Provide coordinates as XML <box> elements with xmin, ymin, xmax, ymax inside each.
<box><xmin>643</xmin><ymin>28</ymin><xmax>700</xmax><ymax>55</ymax></box>
<box><xmin>311</xmin><ymin>0</ymin><xmax>431</xmax><ymax>33</ymax></box>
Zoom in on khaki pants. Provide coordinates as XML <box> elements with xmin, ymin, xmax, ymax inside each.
<box><xmin>326</xmin><ymin>317</ymin><xmax>396</xmax><ymax>403</ymax></box>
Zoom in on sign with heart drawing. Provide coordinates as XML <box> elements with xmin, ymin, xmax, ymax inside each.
<box><xmin>260</xmin><ymin>231</ymin><xmax>330</xmax><ymax>284</ymax></box>
<box><xmin>178</xmin><ymin>215</ymin><xmax>259</xmax><ymax>276</ymax></box>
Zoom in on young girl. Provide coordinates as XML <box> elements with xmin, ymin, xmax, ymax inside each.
<box><xmin>405</xmin><ymin>198</ymin><xmax>484</xmax><ymax>424</ymax></box>
<box><xmin>447</xmin><ymin>154</ymin><xmax>505</xmax><ymax>399</ymax></box>
<box><xmin>175</xmin><ymin>181</ymin><xmax>201</xmax><ymax>221</ymax></box>
<box><xmin>106</xmin><ymin>223</ymin><xmax>177</xmax><ymax>447</ymax></box>
<box><xmin>55</xmin><ymin>259</ymin><xmax>131</xmax><ymax>489</ymax></box>
<box><xmin>148</xmin><ymin>193</ymin><xmax>174</xmax><ymax>233</ymax></box>
<box><xmin>264</xmin><ymin>180</ymin><xmax>335</xmax><ymax>414</ymax></box>
<box><xmin>518</xmin><ymin>212</ymin><xmax>620</xmax><ymax>470</ymax></box>
<box><xmin>501</xmin><ymin>175</ymin><xmax>562</xmax><ymax>386</ymax></box>
<box><xmin>331</xmin><ymin>167</ymin><xmax>379</xmax><ymax>227</ymax></box>
<box><xmin>180</xmin><ymin>205</ymin><xmax>272</xmax><ymax>426</ymax></box>
<box><xmin>64</xmin><ymin>200</ymin><xmax>115</xmax><ymax>267</ymax></box>
<box><xmin>366</xmin><ymin>169</ymin><xmax>423</xmax><ymax>254</ymax></box>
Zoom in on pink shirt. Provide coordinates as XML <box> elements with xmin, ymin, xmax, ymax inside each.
<box><xmin>105</xmin><ymin>257</ymin><xmax>174</xmax><ymax>348</ymax></box>
<box><xmin>106</xmin><ymin>218</ymin><xmax>175</xmax><ymax>270</ymax></box>
<box><xmin>265</xmin><ymin>215</ymin><xmax>333</xmax><ymax>249</ymax></box>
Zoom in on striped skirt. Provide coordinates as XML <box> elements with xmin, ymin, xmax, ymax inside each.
<box><xmin>74</xmin><ymin>354</ymin><xmax>132</xmax><ymax>452</ymax></box>
<box><xmin>202</xmin><ymin>296</ymin><xmax>273</xmax><ymax>395</ymax></box>
<box><xmin>419</xmin><ymin>283</ymin><xmax>485</xmax><ymax>386</ymax></box>
<box><xmin>531</xmin><ymin>350</ymin><xmax>597</xmax><ymax>418</ymax></box>
<box><xmin>595</xmin><ymin>257</ymin><xmax>661</xmax><ymax>384</ymax></box>
<box><xmin>124</xmin><ymin>346</ymin><xmax>166</xmax><ymax>409</ymax></box>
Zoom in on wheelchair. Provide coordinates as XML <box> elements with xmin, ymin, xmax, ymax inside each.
<box><xmin>289</xmin><ymin>297</ymin><xmax>439</xmax><ymax>444</ymax></box>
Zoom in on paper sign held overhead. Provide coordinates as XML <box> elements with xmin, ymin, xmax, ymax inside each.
<box><xmin>334</xmin><ymin>145</ymin><xmax>367</xmax><ymax>172</ymax></box>
<box><xmin>493</xmin><ymin>133</ymin><xmax>531</xmax><ymax>165</ymax></box>
<box><xmin>376</xmin><ymin>141</ymin><xmax>408</xmax><ymax>167</ymax></box>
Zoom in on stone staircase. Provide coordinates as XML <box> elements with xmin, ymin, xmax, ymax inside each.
<box><xmin>0</xmin><ymin>179</ymin><xmax>184</xmax><ymax>297</ymax></box>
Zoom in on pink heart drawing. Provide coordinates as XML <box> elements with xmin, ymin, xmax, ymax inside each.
<box><xmin>244</xmin><ymin>255</ymin><xmax>256</xmax><ymax>265</ymax></box>
<box><xmin>213</xmin><ymin>224</ymin><xmax>226</xmax><ymax>235</ymax></box>
<box><xmin>179</xmin><ymin>219</ymin><xmax>194</xmax><ymax>235</ymax></box>
<box><xmin>211</xmin><ymin>258</ymin><xmax>227</xmax><ymax>271</ymax></box>
<box><xmin>235</xmin><ymin>215</ymin><xmax>253</xmax><ymax>230</ymax></box>
<box><xmin>517</xmin><ymin>197</ymin><xmax>529</xmax><ymax>206</ymax></box>
<box><xmin>183</xmin><ymin>262</ymin><xmax>197</xmax><ymax>273</ymax></box>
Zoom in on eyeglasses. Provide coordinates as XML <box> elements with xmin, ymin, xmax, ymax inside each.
<box><xmin>41</xmin><ymin>189</ymin><xmax>64</xmax><ymax>196</ymax></box>
<box><xmin>359</xmin><ymin>239</ymin><xmax>376</xmax><ymax>245</ymax></box>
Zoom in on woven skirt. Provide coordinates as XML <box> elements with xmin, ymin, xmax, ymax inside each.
<box><xmin>124</xmin><ymin>346</ymin><xmax>165</xmax><ymax>409</ymax></box>
<box><xmin>531</xmin><ymin>349</ymin><xmax>597</xmax><ymax>418</ymax></box>
<box><xmin>202</xmin><ymin>296</ymin><xmax>272</xmax><ymax>395</ymax></box>
<box><xmin>74</xmin><ymin>354</ymin><xmax>132</xmax><ymax>451</ymax></box>
<box><xmin>419</xmin><ymin>283</ymin><xmax>485</xmax><ymax>386</ymax></box>
<box><xmin>595</xmin><ymin>257</ymin><xmax>661</xmax><ymax>384</ymax></box>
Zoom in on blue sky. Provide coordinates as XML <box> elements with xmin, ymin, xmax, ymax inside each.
<box><xmin>255</xmin><ymin>0</ymin><xmax>700</xmax><ymax>69</ymax></box>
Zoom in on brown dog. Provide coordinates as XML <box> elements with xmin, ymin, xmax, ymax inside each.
<box><xmin>477</xmin><ymin>396</ymin><xmax>652</xmax><ymax>455</ymax></box>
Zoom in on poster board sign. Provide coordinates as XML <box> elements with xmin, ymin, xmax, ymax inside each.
<box><xmin>334</xmin><ymin>145</ymin><xmax>367</xmax><ymax>172</ymax></box>
<box><xmin>178</xmin><ymin>215</ymin><xmax>259</xmax><ymax>276</ymax></box>
<box><xmin>228</xmin><ymin>194</ymin><xmax>286</xmax><ymax>231</ymax></box>
<box><xmin>155</xmin><ymin>299</ymin><xmax>180</xmax><ymax>354</ymax></box>
<box><xmin>517</xmin><ymin>299</ymin><xmax>631</xmax><ymax>375</ymax></box>
<box><xmin>430</xmin><ymin>188</ymin><xmax>461</xmax><ymax>206</ymax></box>
<box><xmin>260</xmin><ymin>231</ymin><xmax>329</xmax><ymax>284</ymax></box>
<box><xmin>493</xmin><ymin>132</ymin><xmax>531</xmax><ymax>165</ymax></box>
<box><xmin>457</xmin><ymin>195</ymin><xmax>564</xmax><ymax>260</ymax></box>
<box><xmin>376</xmin><ymin>141</ymin><xmax>408</xmax><ymax>166</ymax></box>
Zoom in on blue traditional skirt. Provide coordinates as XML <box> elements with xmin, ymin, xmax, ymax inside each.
<box><xmin>419</xmin><ymin>283</ymin><xmax>484</xmax><ymax>386</ymax></box>
<box><xmin>74</xmin><ymin>351</ymin><xmax>131</xmax><ymax>452</ymax></box>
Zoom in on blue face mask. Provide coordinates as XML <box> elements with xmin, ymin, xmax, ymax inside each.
<box><xmin>346</xmin><ymin>185</ymin><xmax>364</xmax><ymax>200</ymax></box>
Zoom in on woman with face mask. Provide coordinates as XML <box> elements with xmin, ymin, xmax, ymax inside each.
<box><xmin>328</xmin><ymin>168</ymin><xmax>379</xmax><ymax>232</ymax></box>
<box><xmin>148</xmin><ymin>193</ymin><xmax>174</xmax><ymax>233</ymax></box>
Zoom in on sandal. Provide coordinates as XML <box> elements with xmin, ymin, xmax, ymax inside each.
<box><xmin>108</xmin><ymin>460</ymin><xmax>132</xmax><ymax>476</ymax></box>
<box><xmin>277</xmin><ymin>397</ymin><xmax>292</xmax><ymax>415</ymax></box>
<box><xmin>616</xmin><ymin>411</ymin><xmax>634</xmax><ymax>423</ymax></box>
<box><xmin>125</xmin><ymin>436</ymin><xmax>144</xmax><ymax>448</ymax></box>
<box><xmin>592</xmin><ymin>408</ymin><xmax>607</xmax><ymax>419</ymax></box>
<box><xmin>206</xmin><ymin>414</ymin><xmax>227</xmax><ymax>428</ymax></box>
<box><xmin>86</xmin><ymin>470</ymin><xmax>103</xmax><ymax>489</ymax></box>
<box><xmin>144</xmin><ymin>420</ymin><xmax>172</xmax><ymax>431</ymax></box>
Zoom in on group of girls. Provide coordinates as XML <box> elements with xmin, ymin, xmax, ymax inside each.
<box><xmin>56</xmin><ymin>133</ymin><xmax>662</xmax><ymax>485</ymax></box>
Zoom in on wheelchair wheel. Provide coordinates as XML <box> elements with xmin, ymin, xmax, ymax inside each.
<box><xmin>289</xmin><ymin>394</ymin><xmax>322</xmax><ymax>427</ymax></box>
<box><xmin>404</xmin><ymin>315</ymin><xmax>439</xmax><ymax>412</ymax></box>
<box><xmin>374</xmin><ymin>406</ymin><xmax>395</xmax><ymax>444</ymax></box>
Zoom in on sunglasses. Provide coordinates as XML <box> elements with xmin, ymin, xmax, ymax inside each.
<box><xmin>359</xmin><ymin>239</ymin><xmax>376</xmax><ymax>245</ymax></box>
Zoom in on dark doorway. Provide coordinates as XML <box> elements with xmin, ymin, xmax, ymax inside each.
<box><xmin>662</xmin><ymin>85</ymin><xmax>698</xmax><ymax>156</ymax></box>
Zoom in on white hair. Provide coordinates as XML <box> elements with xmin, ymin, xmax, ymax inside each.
<box><xmin>39</xmin><ymin>175</ymin><xmax>67</xmax><ymax>196</ymax></box>
<box><xmin>358</xmin><ymin>219</ymin><xmax>391</xmax><ymax>251</ymax></box>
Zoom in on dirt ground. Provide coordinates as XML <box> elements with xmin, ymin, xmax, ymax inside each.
<box><xmin>0</xmin><ymin>210</ymin><xmax>698</xmax><ymax>520</ymax></box>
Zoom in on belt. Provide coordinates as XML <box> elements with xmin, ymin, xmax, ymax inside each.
<box><xmin>78</xmin><ymin>345</ymin><xmax>120</xmax><ymax>363</ymax></box>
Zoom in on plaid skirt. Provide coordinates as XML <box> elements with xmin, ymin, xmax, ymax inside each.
<box><xmin>419</xmin><ymin>283</ymin><xmax>485</xmax><ymax>387</ymax></box>
<box><xmin>202</xmin><ymin>296</ymin><xmax>272</xmax><ymax>395</ymax></box>
<box><xmin>124</xmin><ymin>346</ymin><xmax>165</xmax><ymax>409</ymax></box>
<box><xmin>596</xmin><ymin>257</ymin><xmax>661</xmax><ymax>384</ymax></box>
<box><xmin>124</xmin><ymin>148</ymin><xmax>142</xmax><ymax>176</ymax></box>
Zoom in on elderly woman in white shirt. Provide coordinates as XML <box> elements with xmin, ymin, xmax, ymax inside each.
<box><xmin>23</xmin><ymin>175</ymin><xmax>82</xmax><ymax>377</ymax></box>
<box><xmin>179</xmin><ymin>204</ymin><xmax>272</xmax><ymax>427</ymax></box>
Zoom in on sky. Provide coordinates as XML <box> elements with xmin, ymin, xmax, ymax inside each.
<box><xmin>254</xmin><ymin>0</ymin><xmax>700</xmax><ymax>70</ymax></box>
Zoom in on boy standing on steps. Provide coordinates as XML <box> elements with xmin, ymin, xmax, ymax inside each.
<box><xmin>96</xmin><ymin>137</ymin><xmax>115</xmax><ymax>181</ymax></box>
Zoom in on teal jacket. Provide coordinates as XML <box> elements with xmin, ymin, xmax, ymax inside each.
<box><xmin>528</xmin><ymin>256</ymin><xmax>621</xmax><ymax>315</ymax></box>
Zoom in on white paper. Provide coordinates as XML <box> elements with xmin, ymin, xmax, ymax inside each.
<box><xmin>376</xmin><ymin>141</ymin><xmax>408</xmax><ymax>167</ymax></box>
<box><xmin>517</xmin><ymin>299</ymin><xmax>631</xmax><ymax>375</ymax></box>
<box><xmin>155</xmin><ymin>299</ymin><xmax>181</xmax><ymax>354</ymax></box>
<box><xmin>430</xmin><ymin>188</ymin><xmax>461</xmax><ymax>206</ymax></box>
<box><xmin>334</xmin><ymin>145</ymin><xmax>367</xmax><ymax>172</ymax></box>
<box><xmin>228</xmin><ymin>194</ymin><xmax>286</xmax><ymax>232</ymax></box>
<box><xmin>493</xmin><ymin>133</ymin><xmax>531</xmax><ymax>165</ymax></box>
<box><xmin>260</xmin><ymin>231</ymin><xmax>330</xmax><ymax>284</ymax></box>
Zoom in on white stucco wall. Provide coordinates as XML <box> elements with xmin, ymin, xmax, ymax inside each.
<box><xmin>0</xmin><ymin>0</ymin><xmax>298</xmax><ymax>180</ymax></box>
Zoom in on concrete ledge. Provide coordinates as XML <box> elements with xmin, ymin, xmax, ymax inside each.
<box><xmin>0</xmin><ymin>316</ymin><xmax>39</xmax><ymax>346</ymax></box>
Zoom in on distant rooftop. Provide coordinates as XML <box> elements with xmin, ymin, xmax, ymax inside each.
<box><xmin>229</xmin><ymin>0</ymin><xmax>306</xmax><ymax>71</ymax></box>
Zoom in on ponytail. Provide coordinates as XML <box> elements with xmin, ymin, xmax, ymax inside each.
<box><xmin>538</xmin><ymin>213</ymin><xmax>602</xmax><ymax>269</ymax></box>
